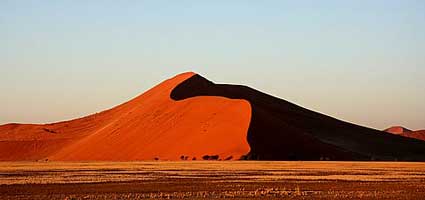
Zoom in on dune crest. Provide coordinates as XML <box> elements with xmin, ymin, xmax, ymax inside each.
<box><xmin>171</xmin><ymin>74</ymin><xmax>425</xmax><ymax>161</ymax></box>
<box><xmin>384</xmin><ymin>126</ymin><xmax>412</xmax><ymax>135</ymax></box>
<box><xmin>1</xmin><ymin>72</ymin><xmax>425</xmax><ymax>161</ymax></box>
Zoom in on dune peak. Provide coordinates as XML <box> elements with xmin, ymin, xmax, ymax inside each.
<box><xmin>1</xmin><ymin>72</ymin><xmax>425</xmax><ymax>161</ymax></box>
<box><xmin>384</xmin><ymin>126</ymin><xmax>412</xmax><ymax>134</ymax></box>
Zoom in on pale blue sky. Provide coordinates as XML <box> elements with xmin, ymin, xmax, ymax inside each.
<box><xmin>1</xmin><ymin>1</ymin><xmax>424</xmax><ymax>129</ymax></box>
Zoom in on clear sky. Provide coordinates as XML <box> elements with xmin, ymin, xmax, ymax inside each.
<box><xmin>1</xmin><ymin>1</ymin><xmax>424</xmax><ymax>130</ymax></box>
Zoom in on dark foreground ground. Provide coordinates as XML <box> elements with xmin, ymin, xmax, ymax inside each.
<box><xmin>0</xmin><ymin>161</ymin><xmax>424</xmax><ymax>199</ymax></box>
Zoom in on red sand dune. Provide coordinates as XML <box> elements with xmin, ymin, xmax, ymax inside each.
<box><xmin>384</xmin><ymin>126</ymin><xmax>412</xmax><ymax>135</ymax></box>
<box><xmin>0</xmin><ymin>72</ymin><xmax>250</xmax><ymax>161</ymax></box>
<box><xmin>384</xmin><ymin>126</ymin><xmax>425</xmax><ymax>141</ymax></box>
<box><xmin>1</xmin><ymin>72</ymin><xmax>425</xmax><ymax>161</ymax></box>
<box><xmin>404</xmin><ymin>130</ymin><xmax>425</xmax><ymax>141</ymax></box>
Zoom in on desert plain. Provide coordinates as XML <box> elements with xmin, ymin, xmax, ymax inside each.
<box><xmin>1</xmin><ymin>161</ymin><xmax>425</xmax><ymax>199</ymax></box>
<box><xmin>1</xmin><ymin>73</ymin><xmax>425</xmax><ymax>199</ymax></box>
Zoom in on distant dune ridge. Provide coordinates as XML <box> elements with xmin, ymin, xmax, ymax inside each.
<box><xmin>384</xmin><ymin>126</ymin><xmax>425</xmax><ymax>142</ymax></box>
<box><xmin>384</xmin><ymin>126</ymin><xmax>412</xmax><ymax>135</ymax></box>
<box><xmin>1</xmin><ymin>72</ymin><xmax>425</xmax><ymax>161</ymax></box>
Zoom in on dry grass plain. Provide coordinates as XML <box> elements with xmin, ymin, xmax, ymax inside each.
<box><xmin>0</xmin><ymin>161</ymin><xmax>424</xmax><ymax>199</ymax></box>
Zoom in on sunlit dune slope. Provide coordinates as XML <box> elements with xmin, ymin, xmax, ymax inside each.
<box><xmin>403</xmin><ymin>130</ymin><xmax>425</xmax><ymax>141</ymax></box>
<box><xmin>384</xmin><ymin>126</ymin><xmax>412</xmax><ymax>135</ymax></box>
<box><xmin>0</xmin><ymin>72</ymin><xmax>251</xmax><ymax>161</ymax></box>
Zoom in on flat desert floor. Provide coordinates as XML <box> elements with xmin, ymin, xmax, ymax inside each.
<box><xmin>0</xmin><ymin>161</ymin><xmax>424</xmax><ymax>199</ymax></box>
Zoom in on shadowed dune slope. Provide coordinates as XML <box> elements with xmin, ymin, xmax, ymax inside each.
<box><xmin>0</xmin><ymin>72</ymin><xmax>251</xmax><ymax>161</ymax></box>
<box><xmin>171</xmin><ymin>74</ymin><xmax>425</xmax><ymax>161</ymax></box>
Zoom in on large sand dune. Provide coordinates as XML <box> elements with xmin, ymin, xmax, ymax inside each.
<box><xmin>1</xmin><ymin>72</ymin><xmax>425</xmax><ymax>161</ymax></box>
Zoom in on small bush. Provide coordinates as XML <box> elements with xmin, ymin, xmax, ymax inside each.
<box><xmin>179</xmin><ymin>155</ymin><xmax>189</xmax><ymax>160</ymax></box>
<box><xmin>202</xmin><ymin>155</ymin><xmax>210</xmax><ymax>160</ymax></box>
<box><xmin>202</xmin><ymin>155</ymin><xmax>220</xmax><ymax>160</ymax></box>
<box><xmin>210</xmin><ymin>155</ymin><xmax>219</xmax><ymax>160</ymax></box>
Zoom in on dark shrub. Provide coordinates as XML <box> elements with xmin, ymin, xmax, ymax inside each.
<box><xmin>210</xmin><ymin>155</ymin><xmax>219</xmax><ymax>160</ymax></box>
<box><xmin>202</xmin><ymin>155</ymin><xmax>220</xmax><ymax>160</ymax></box>
<box><xmin>202</xmin><ymin>155</ymin><xmax>210</xmax><ymax>160</ymax></box>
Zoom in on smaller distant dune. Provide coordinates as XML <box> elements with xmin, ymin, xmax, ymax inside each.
<box><xmin>384</xmin><ymin>126</ymin><xmax>425</xmax><ymax>141</ymax></box>
<box><xmin>384</xmin><ymin>126</ymin><xmax>412</xmax><ymax>135</ymax></box>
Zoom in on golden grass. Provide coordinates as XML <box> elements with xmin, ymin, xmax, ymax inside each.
<box><xmin>1</xmin><ymin>161</ymin><xmax>425</xmax><ymax>185</ymax></box>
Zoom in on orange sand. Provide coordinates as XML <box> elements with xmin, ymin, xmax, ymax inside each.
<box><xmin>384</xmin><ymin>126</ymin><xmax>412</xmax><ymax>135</ymax></box>
<box><xmin>2</xmin><ymin>72</ymin><xmax>425</xmax><ymax>161</ymax></box>
<box><xmin>0</xmin><ymin>72</ymin><xmax>251</xmax><ymax>161</ymax></box>
<box><xmin>384</xmin><ymin>126</ymin><xmax>425</xmax><ymax>141</ymax></box>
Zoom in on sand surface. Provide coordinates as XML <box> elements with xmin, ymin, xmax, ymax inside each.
<box><xmin>385</xmin><ymin>126</ymin><xmax>425</xmax><ymax>141</ymax></box>
<box><xmin>2</xmin><ymin>72</ymin><xmax>425</xmax><ymax>161</ymax></box>
<box><xmin>0</xmin><ymin>72</ymin><xmax>251</xmax><ymax>161</ymax></box>
<box><xmin>400</xmin><ymin>130</ymin><xmax>425</xmax><ymax>141</ymax></box>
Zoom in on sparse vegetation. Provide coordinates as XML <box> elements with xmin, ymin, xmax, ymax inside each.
<box><xmin>180</xmin><ymin>155</ymin><xmax>189</xmax><ymax>160</ymax></box>
<box><xmin>0</xmin><ymin>161</ymin><xmax>424</xmax><ymax>199</ymax></box>
<box><xmin>202</xmin><ymin>155</ymin><xmax>219</xmax><ymax>160</ymax></box>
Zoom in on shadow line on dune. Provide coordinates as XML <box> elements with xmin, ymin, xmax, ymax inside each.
<box><xmin>170</xmin><ymin>74</ymin><xmax>425</xmax><ymax>161</ymax></box>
